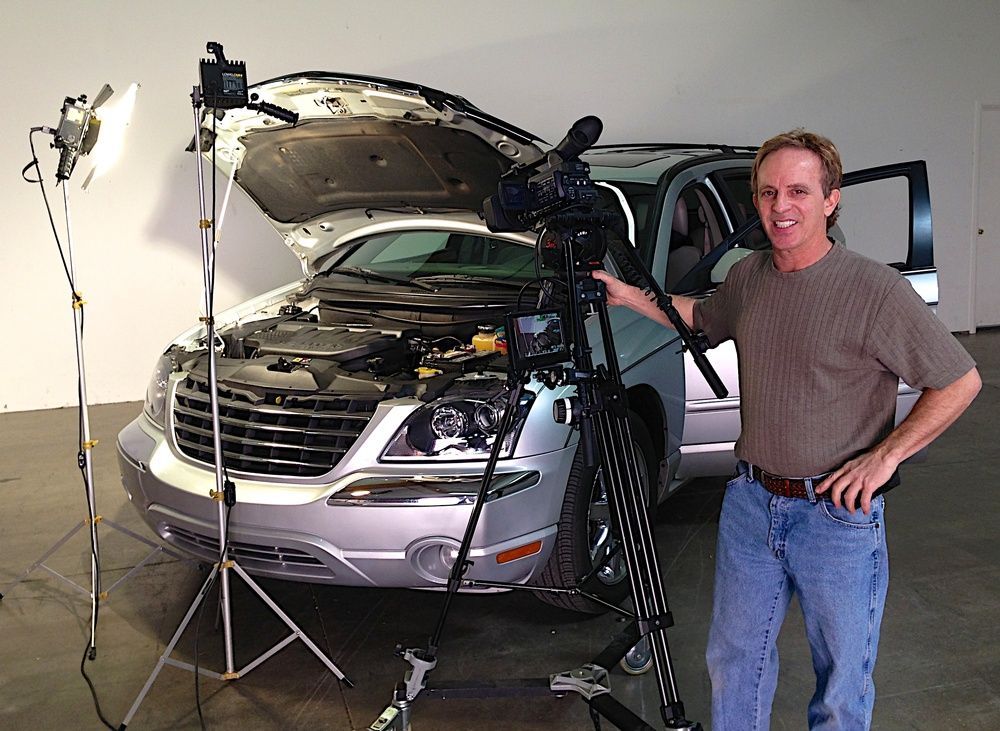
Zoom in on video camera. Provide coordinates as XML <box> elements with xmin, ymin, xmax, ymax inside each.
<box><xmin>483</xmin><ymin>115</ymin><xmax>604</xmax><ymax>234</ymax></box>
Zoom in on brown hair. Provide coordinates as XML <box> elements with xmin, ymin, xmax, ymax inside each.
<box><xmin>751</xmin><ymin>129</ymin><xmax>843</xmax><ymax>229</ymax></box>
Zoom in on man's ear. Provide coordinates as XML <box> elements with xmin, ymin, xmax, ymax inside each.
<box><xmin>825</xmin><ymin>188</ymin><xmax>841</xmax><ymax>216</ymax></box>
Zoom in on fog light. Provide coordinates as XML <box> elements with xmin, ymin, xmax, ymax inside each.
<box><xmin>409</xmin><ymin>538</ymin><xmax>463</xmax><ymax>583</ymax></box>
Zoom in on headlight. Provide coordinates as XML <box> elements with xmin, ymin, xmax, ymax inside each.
<box><xmin>142</xmin><ymin>351</ymin><xmax>176</xmax><ymax>427</ymax></box>
<box><xmin>382</xmin><ymin>391</ymin><xmax>535</xmax><ymax>459</ymax></box>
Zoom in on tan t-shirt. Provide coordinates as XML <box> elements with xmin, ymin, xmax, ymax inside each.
<box><xmin>694</xmin><ymin>244</ymin><xmax>975</xmax><ymax>477</ymax></box>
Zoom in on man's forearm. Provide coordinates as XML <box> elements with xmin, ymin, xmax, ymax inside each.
<box><xmin>671</xmin><ymin>295</ymin><xmax>696</xmax><ymax>330</ymax></box>
<box><xmin>620</xmin><ymin>287</ymin><xmax>696</xmax><ymax>330</ymax></box>
<box><xmin>874</xmin><ymin>366</ymin><xmax>982</xmax><ymax>466</ymax></box>
<box><xmin>818</xmin><ymin>366</ymin><xmax>981</xmax><ymax>512</ymax></box>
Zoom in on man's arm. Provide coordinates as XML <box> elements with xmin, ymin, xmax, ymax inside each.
<box><xmin>817</xmin><ymin>366</ymin><xmax>982</xmax><ymax>513</ymax></box>
<box><xmin>591</xmin><ymin>270</ymin><xmax>696</xmax><ymax>329</ymax></box>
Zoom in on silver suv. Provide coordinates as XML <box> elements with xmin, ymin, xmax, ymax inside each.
<box><xmin>117</xmin><ymin>73</ymin><xmax>937</xmax><ymax>613</ymax></box>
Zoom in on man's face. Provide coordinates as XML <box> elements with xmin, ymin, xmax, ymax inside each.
<box><xmin>753</xmin><ymin>147</ymin><xmax>840</xmax><ymax>261</ymax></box>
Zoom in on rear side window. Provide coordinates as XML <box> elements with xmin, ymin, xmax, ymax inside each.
<box><xmin>664</xmin><ymin>184</ymin><xmax>728</xmax><ymax>293</ymax></box>
<box><xmin>713</xmin><ymin>168</ymin><xmax>768</xmax><ymax>250</ymax></box>
<box><xmin>714</xmin><ymin>169</ymin><xmax>756</xmax><ymax>225</ymax></box>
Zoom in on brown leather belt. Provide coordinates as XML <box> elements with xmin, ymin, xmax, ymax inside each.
<box><xmin>748</xmin><ymin>464</ymin><xmax>829</xmax><ymax>500</ymax></box>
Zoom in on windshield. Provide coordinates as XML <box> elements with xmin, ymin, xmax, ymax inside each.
<box><xmin>321</xmin><ymin>230</ymin><xmax>547</xmax><ymax>283</ymax></box>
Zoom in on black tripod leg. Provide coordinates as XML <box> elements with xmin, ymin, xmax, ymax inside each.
<box><xmin>587</xmin><ymin>297</ymin><xmax>699</xmax><ymax>729</ymax></box>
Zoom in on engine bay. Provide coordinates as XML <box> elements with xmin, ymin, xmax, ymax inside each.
<box><xmin>198</xmin><ymin>302</ymin><xmax>512</xmax><ymax>402</ymax></box>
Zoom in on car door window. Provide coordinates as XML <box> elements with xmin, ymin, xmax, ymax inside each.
<box><xmin>836</xmin><ymin>176</ymin><xmax>910</xmax><ymax>266</ymax></box>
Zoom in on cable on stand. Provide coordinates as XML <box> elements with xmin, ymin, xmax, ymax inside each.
<box><xmin>370</xmin><ymin>117</ymin><xmax>727</xmax><ymax>730</ymax></box>
<box><xmin>118</xmin><ymin>43</ymin><xmax>351</xmax><ymax>729</ymax></box>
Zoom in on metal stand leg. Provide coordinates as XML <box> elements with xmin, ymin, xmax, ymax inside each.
<box><xmin>119</xmin><ymin>560</ymin><xmax>352</xmax><ymax>729</ymax></box>
<box><xmin>0</xmin><ymin>519</ymin><xmax>183</xmax><ymax>602</ymax></box>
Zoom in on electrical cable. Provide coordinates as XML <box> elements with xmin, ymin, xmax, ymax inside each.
<box><xmin>25</xmin><ymin>132</ymin><xmax>75</xmax><ymax>289</ymax></box>
<box><xmin>192</xmin><ymin>103</ymin><xmax>218</xmax><ymax>728</ymax></box>
<box><xmin>192</xmin><ymin>101</ymin><xmax>235</xmax><ymax>729</ymax></box>
<box><xmin>23</xmin><ymin>128</ymin><xmax>115</xmax><ymax>730</ymax></box>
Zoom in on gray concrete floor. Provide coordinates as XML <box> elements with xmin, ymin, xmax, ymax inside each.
<box><xmin>1</xmin><ymin>330</ymin><xmax>998</xmax><ymax>730</ymax></box>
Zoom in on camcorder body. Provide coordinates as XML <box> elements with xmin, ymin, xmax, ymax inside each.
<box><xmin>482</xmin><ymin>115</ymin><xmax>605</xmax><ymax>233</ymax></box>
<box><xmin>483</xmin><ymin>157</ymin><xmax>600</xmax><ymax>233</ymax></box>
<box><xmin>483</xmin><ymin>115</ymin><xmax>619</xmax><ymax>278</ymax></box>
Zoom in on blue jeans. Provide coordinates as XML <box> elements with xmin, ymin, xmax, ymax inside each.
<box><xmin>706</xmin><ymin>462</ymin><xmax>888</xmax><ymax>730</ymax></box>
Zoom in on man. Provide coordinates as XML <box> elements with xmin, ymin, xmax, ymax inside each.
<box><xmin>593</xmin><ymin>130</ymin><xmax>980</xmax><ymax>730</ymax></box>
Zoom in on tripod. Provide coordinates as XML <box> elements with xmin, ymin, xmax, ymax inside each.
<box><xmin>118</xmin><ymin>85</ymin><xmax>351</xmax><ymax>728</ymax></box>
<box><xmin>371</xmin><ymin>217</ymin><xmax>720</xmax><ymax>730</ymax></box>
<box><xmin>1</xmin><ymin>174</ymin><xmax>180</xmax><ymax>660</ymax></box>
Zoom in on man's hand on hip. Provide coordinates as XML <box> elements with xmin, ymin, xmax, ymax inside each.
<box><xmin>816</xmin><ymin>451</ymin><xmax>897</xmax><ymax>514</ymax></box>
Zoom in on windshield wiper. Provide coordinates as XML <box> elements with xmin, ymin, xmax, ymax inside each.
<box><xmin>325</xmin><ymin>266</ymin><xmax>437</xmax><ymax>291</ymax></box>
<box><xmin>412</xmin><ymin>274</ymin><xmax>527</xmax><ymax>288</ymax></box>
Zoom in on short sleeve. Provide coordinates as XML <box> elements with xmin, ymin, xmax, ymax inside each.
<box><xmin>692</xmin><ymin>254</ymin><xmax>756</xmax><ymax>346</ymax></box>
<box><xmin>694</xmin><ymin>284</ymin><xmax>733</xmax><ymax>346</ymax></box>
<box><xmin>866</xmin><ymin>279</ymin><xmax>976</xmax><ymax>390</ymax></box>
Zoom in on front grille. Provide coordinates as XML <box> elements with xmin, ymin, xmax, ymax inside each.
<box><xmin>172</xmin><ymin>375</ymin><xmax>379</xmax><ymax>477</ymax></box>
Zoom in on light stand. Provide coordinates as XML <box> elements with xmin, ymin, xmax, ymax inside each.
<box><xmin>3</xmin><ymin>88</ymin><xmax>178</xmax><ymax>660</ymax></box>
<box><xmin>118</xmin><ymin>65</ymin><xmax>350</xmax><ymax>728</ymax></box>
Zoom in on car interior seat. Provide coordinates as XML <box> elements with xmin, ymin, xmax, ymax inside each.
<box><xmin>665</xmin><ymin>198</ymin><xmax>703</xmax><ymax>292</ymax></box>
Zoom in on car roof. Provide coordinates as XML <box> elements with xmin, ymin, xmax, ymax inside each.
<box><xmin>583</xmin><ymin>144</ymin><xmax>758</xmax><ymax>184</ymax></box>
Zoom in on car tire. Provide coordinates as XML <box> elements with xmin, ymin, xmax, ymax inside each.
<box><xmin>531</xmin><ymin>412</ymin><xmax>658</xmax><ymax>614</ymax></box>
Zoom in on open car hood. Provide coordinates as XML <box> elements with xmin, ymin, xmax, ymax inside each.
<box><xmin>198</xmin><ymin>72</ymin><xmax>545</xmax><ymax>274</ymax></box>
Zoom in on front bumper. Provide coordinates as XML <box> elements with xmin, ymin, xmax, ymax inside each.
<box><xmin>117</xmin><ymin>414</ymin><xmax>576</xmax><ymax>589</ymax></box>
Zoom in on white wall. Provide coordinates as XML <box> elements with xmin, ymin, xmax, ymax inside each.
<box><xmin>3</xmin><ymin>0</ymin><xmax>998</xmax><ymax>412</ymax></box>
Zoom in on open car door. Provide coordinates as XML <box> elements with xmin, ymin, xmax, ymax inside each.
<box><xmin>675</xmin><ymin>160</ymin><xmax>936</xmax><ymax>306</ymax></box>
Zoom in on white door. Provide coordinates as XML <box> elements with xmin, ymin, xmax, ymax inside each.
<box><xmin>975</xmin><ymin>105</ymin><xmax>1000</xmax><ymax>328</ymax></box>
